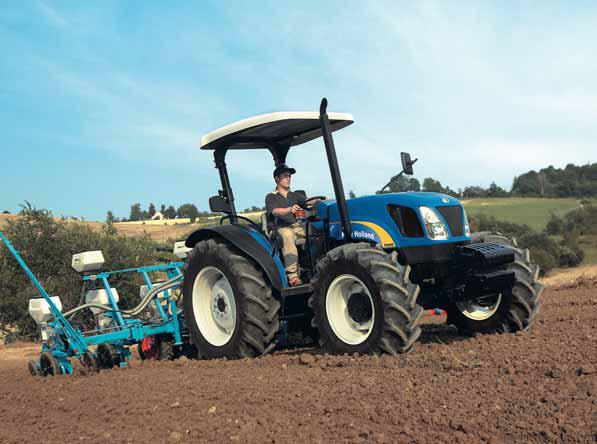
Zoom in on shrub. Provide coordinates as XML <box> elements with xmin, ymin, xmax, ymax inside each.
<box><xmin>469</xmin><ymin>214</ymin><xmax>584</xmax><ymax>275</ymax></box>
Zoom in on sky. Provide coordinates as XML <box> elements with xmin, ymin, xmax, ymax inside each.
<box><xmin>1</xmin><ymin>1</ymin><xmax>596</xmax><ymax>220</ymax></box>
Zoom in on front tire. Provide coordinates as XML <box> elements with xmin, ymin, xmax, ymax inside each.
<box><xmin>309</xmin><ymin>243</ymin><xmax>423</xmax><ymax>355</ymax></box>
<box><xmin>182</xmin><ymin>239</ymin><xmax>280</xmax><ymax>359</ymax></box>
<box><xmin>446</xmin><ymin>233</ymin><xmax>544</xmax><ymax>334</ymax></box>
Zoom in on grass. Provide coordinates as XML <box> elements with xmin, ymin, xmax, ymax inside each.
<box><xmin>462</xmin><ymin>197</ymin><xmax>597</xmax><ymax>266</ymax></box>
<box><xmin>462</xmin><ymin>197</ymin><xmax>580</xmax><ymax>231</ymax></box>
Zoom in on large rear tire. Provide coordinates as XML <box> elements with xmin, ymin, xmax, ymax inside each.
<box><xmin>182</xmin><ymin>239</ymin><xmax>280</xmax><ymax>359</ymax></box>
<box><xmin>309</xmin><ymin>243</ymin><xmax>423</xmax><ymax>355</ymax></box>
<box><xmin>446</xmin><ymin>233</ymin><xmax>544</xmax><ymax>334</ymax></box>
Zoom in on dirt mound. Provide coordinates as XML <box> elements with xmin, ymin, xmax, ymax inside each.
<box><xmin>1</xmin><ymin>286</ymin><xmax>595</xmax><ymax>444</ymax></box>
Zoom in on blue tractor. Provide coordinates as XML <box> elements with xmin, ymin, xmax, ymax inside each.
<box><xmin>181</xmin><ymin>99</ymin><xmax>543</xmax><ymax>358</ymax></box>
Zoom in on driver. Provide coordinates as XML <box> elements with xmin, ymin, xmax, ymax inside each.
<box><xmin>265</xmin><ymin>164</ymin><xmax>308</xmax><ymax>287</ymax></box>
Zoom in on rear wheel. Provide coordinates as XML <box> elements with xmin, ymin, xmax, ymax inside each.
<box><xmin>446</xmin><ymin>233</ymin><xmax>544</xmax><ymax>334</ymax></box>
<box><xmin>97</xmin><ymin>344</ymin><xmax>121</xmax><ymax>369</ymax></box>
<box><xmin>28</xmin><ymin>360</ymin><xmax>41</xmax><ymax>376</ymax></box>
<box><xmin>182</xmin><ymin>239</ymin><xmax>280</xmax><ymax>359</ymax></box>
<box><xmin>138</xmin><ymin>335</ymin><xmax>174</xmax><ymax>361</ymax></box>
<box><xmin>309</xmin><ymin>243</ymin><xmax>423</xmax><ymax>355</ymax></box>
<box><xmin>39</xmin><ymin>352</ymin><xmax>61</xmax><ymax>376</ymax></box>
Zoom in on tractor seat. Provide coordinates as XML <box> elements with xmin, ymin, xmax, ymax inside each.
<box><xmin>260</xmin><ymin>212</ymin><xmax>306</xmax><ymax>246</ymax></box>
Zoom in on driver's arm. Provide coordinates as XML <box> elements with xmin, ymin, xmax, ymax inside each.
<box><xmin>272</xmin><ymin>205</ymin><xmax>300</xmax><ymax>217</ymax></box>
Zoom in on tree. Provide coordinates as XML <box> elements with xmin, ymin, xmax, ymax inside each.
<box><xmin>376</xmin><ymin>176</ymin><xmax>420</xmax><ymax>193</ymax></box>
<box><xmin>462</xmin><ymin>186</ymin><xmax>487</xmax><ymax>199</ymax></box>
<box><xmin>148</xmin><ymin>203</ymin><xmax>156</xmax><ymax>218</ymax></box>
<box><xmin>349</xmin><ymin>190</ymin><xmax>357</xmax><ymax>198</ymax></box>
<box><xmin>422</xmin><ymin>177</ymin><xmax>443</xmax><ymax>193</ymax></box>
<box><xmin>106</xmin><ymin>211</ymin><xmax>116</xmax><ymax>224</ymax></box>
<box><xmin>2</xmin><ymin>210</ymin><xmax>10</xmax><ymax>214</ymax></box>
<box><xmin>177</xmin><ymin>203</ymin><xmax>200</xmax><ymax>223</ymax></box>
<box><xmin>160</xmin><ymin>204</ymin><xmax>166</xmax><ymax>214</ymax></box>
<box><xmin>163</xmin><ymin>205</ymin><xmax>177</xmax><ymax>219</ymax></box>
<box><xmin>129</xmin><ymin>203</ymin><xmax>143</xmax><ymax>221</ymax></box>
<box><xmin>487</xmin><ymin>182</ymin><xmax>509</xmax><ymax>198</ymax></box>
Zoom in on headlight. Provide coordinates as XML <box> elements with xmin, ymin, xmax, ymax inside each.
<box><xmin>463</xmin><ymin>208</ymin><xmax>471</xmax><ymax>237</ymax></box>
<box><xmin>419</xmin><ymin>206</ymin><xmax>448</xmax><ymax>240</ymax></box>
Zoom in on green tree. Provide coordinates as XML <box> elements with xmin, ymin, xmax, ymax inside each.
<box><xmin>2</xmin><ymin>210</ymin><xmax>10</xmax><ymax>214</ymax></box>
<box><xmin>177</xmin><ymin>203</ymin><xmax>200</xmax><ymax>223</ymax></box>
<box><xmin>487</xmin><ymin>182</ymin><xmax>509</xmax><ymax>198</ymax></box>
<box><xmin>106</xmin><ymin>211</ymin><xmax>116</xmax><ymax>224</ymax></box>
<box><xmin>349</xmin><ymin>190</ymin><xmax>357</xmax><ymax>198</ymax></box>
<box><xmin>462</xmin><ymin>186</ymin><xmax>487</xmax><ymax>198</ymax></box>
<box><xmin>148</xmin><ymin>203</ymin><xmax>156</xmax><ymax>218</ymax></box>
<box><xmin>163</xmin><ymin>205</ymin><xmax>177</xmax><ymax>219</ymax></box>
<box><xmin>377</xmin><ymin>176</ymin><xmax>420</xmax><ymax>193</ymax></box>
<box><xmin>129</xmin><ymin>203</ymin><xmax>143</xmax><ymax>221</ymax></box>
<box><xmin>422</xmin><ymin>177</ymin><xmax>443</xmax><ymax>193</ymax></box>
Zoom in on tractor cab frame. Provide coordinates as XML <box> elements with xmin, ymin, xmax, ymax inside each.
<box><xmin>199</xmin><ymin>100</ymin><xmax>354</xmax><ymax>241</ymax></box>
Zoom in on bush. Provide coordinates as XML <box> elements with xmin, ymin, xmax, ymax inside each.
<box><xmin>545</xmin><ymin>213</ymin><xmax>564</xmax><ymax>235</ymax></box>
<box><xmin>0</xmin><ymin>205</ymin><xmax>164</xmax><ymax>338</ymax></box>
<box><xmin>469</xmin><ymin>214</ymin><xmax>585</xmax><ymax>275</ymax></box>
<box><xmin>562</xmin><ymin>204</ymin><xmax>597</xmax><ymax>235</ymax></box>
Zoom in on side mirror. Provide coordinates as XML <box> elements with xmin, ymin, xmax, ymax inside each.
<box><xmin>209</xmin><ymin>195</ymin><xmax>231</xmax><ymax>213</ymax></box>
<box><xmin>401</xmin><ymin>152</ymin><xmax>414</xmax><ymax>176</ymax></box>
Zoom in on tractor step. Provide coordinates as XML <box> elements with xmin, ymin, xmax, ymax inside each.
<box><xmin>281</xmin><ymin>283</ymin><xmax>313</xmax><ymax>298</ymax></box>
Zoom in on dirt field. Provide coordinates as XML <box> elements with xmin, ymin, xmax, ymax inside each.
<box><xmin>0</xmin><ymin>281</ymin><xmax>595</xmax><ymax>444</ymax></box>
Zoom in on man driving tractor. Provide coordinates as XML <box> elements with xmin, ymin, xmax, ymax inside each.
<box><xmin>265</xmin><ymin>164</ymin><xmax>308</xmax><ymax>286</ymax></box>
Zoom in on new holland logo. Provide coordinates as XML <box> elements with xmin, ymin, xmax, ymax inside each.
<box><xmin>442</xmin><ymin>197</ymin><xmax>449</xmax><ymax>203</ymax></box>
<box><xmin>352</xmin><ymin>230</ymin><xmax>375</xmax><ymax>241</ymax></box>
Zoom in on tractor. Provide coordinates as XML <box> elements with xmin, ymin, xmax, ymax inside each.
<box><xmin>181</xmin><ymin>99</ymin><xmax>543</xmax><ymax>358</ymax></box>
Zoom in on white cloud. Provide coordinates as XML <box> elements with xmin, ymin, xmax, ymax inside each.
<box><xmin>36</xmin><ymin>1</ymin><xmax>67</xmax><ymax>28</ymax></box>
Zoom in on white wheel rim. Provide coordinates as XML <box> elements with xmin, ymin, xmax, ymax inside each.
<box><xmin>456</xmin><ymin>294</ymin><xmax>502</xmax><ymax>321</ymax></box>
<box><xmin>326</xmin><ymin>275</ymin><xmax>375</xmax><ymax>345</ymax></box>
<box><xmin>192</xmin><ymin>266</ymin><xmax>236</xmax><ymax>346</ymax></box>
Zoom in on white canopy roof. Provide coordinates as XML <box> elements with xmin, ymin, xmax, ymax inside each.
<box><xmin>200</xmin><ymin>111</ymin><xmax>354</xmax><ymax>150</ymax></box>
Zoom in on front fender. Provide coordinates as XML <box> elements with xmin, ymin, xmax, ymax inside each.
<box><xmin>185</xmin><ymin>225</ymin><xmax>286</xmax><ymax>291</ymax></box>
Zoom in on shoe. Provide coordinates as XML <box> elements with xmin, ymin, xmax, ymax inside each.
<box><xmin>288</xmin><ymin>277</ymin><xmax>303</xmax><ymax>287</ymax></box>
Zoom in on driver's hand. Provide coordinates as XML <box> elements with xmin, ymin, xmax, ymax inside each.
<box><xmin>290</xmin><ymin>204</ymin><xmax>302</xmax><ymax>214</ymax></box>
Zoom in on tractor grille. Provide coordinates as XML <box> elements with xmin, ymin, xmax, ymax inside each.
<box><xmin>436</xmin><ymin>205</ymin><xmax>464</xmax><ymax>236</ymax></box>
<box><xmin>388</xmin><ymin>205</ymin><xmax>424</xmax><ymax>238</ymax></box>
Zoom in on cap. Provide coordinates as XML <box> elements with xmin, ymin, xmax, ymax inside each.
<box><xmin>273</xmin><ymin>164</ymin><xmax>296</xmax><ymax>178</ymax></box>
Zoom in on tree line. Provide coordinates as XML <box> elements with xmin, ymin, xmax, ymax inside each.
<box><xmin>376</xmin><ymin>162</ymin><xmax>597</xmax><ymax>198</ymax></box>
<box><xmin>107</xmin><ymin>203</ymin><xmax>212</xmax><ymax>224</ymax></box>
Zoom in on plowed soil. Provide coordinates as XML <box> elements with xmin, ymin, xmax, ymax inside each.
<box><xmin>1</xmin><ymin>284</ymin><xmax>595</xmax><ymax>444</ymax></box>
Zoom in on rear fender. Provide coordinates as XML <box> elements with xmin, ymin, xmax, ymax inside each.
<box><xmin>185</xmin><ymin>225</ymin><xmax>287</xmax><ymax>291</ymax></box>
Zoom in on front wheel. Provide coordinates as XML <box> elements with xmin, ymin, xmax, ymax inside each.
<box><xmin>446</xmin><ymin>233</ymin><xmax>544</xmax><ymax>334</ymax></box>
<box><xmin>309</xmin><ymin>243</ymin><xmax>423</xmax><ymax>355</ymax></box>
<box><xmin>182</xmin><ymin>239</ymin><xmax>280</xmax><ymax>359</ymax></box>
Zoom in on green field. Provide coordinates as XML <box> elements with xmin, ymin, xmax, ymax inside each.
<box><xmin>462</xmin><ymin>197</ymin><xmax>580</xmax><ymax>231</ymax></box>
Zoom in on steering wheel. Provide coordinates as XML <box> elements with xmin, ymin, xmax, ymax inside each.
<box><xmin>220</xmin><ymin>215</ymin><xmax>262</xmax><ymax>231</ymax></box>
<box><xmin>304</xmin><ymin>196</ymin><xmax>327</xmax><ymax>208</ymax></box>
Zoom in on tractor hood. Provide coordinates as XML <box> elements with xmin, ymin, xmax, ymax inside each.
<box><xmin>313</xmin><ymin>192</ymin><xmax>469</xmax><ymax>249</ymax></box>
<box><xmin>316</xmin><ymin>192</ymin><xmax>461</xmax><ymax>213</ymax></box>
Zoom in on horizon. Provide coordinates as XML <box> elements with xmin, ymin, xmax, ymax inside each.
<box><xmin>2</xmin><ymin>1</ymin><xmax>596</xmax><ymax>220</ymax></box>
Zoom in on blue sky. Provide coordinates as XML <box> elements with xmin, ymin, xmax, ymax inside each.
<box><xmin>1</xmin><ymin>1</ymin><xmax>596</xmax><ymax>220</ymax></box>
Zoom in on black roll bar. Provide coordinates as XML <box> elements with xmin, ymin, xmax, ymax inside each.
<box><xmin>319</xmin><ymin>98</ymin><xmax>352</xmax><ymax>243</ymax></box>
